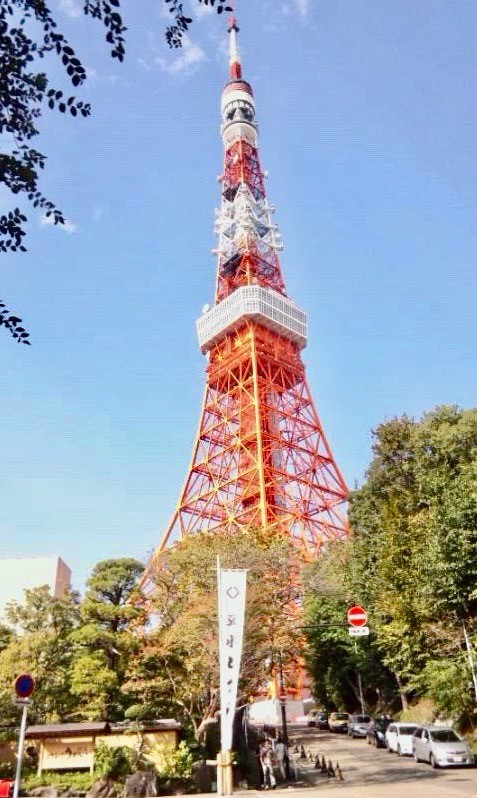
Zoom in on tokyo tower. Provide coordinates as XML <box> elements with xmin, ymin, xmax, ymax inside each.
<box><xmin>146</xmin><ymin>12</ymin><xmax>348</xmax><ymax>575</ymax></box>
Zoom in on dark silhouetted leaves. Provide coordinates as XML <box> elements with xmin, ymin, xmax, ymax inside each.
<box><xmin>0</xmin><ymin>298</ymin><xmax>30</xmax><ymax>344</ymax></box>
<box><xmin>0</xmin><ymin>0</ymin><xmax>238</xmax><ymax>345</ymax></box>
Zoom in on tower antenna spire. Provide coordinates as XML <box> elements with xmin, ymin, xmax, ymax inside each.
<box><xmin>227</xmin><ymin>0</ymin><xmax>242</xmax><ymax>80</ymax></box>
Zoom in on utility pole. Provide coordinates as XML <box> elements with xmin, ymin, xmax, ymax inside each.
<box><xmin>278</xmin><ymin>650</ymin><xmax>290</xmax><ymax>780</ymax></box>
<box><xmin>462</xmin><ymin>620</ymin><xmax>477</xmax><ymax>701</ymax></box>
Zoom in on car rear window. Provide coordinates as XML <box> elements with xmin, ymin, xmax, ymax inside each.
<box><xmin>399</xmin><ymin>726</ymin><xmax>418</xmax><ymax>735</ymax></box>
<box><xmin>355</xmin><ymin>716</ymin><xmax>371</xmax><ymax>723</ymax></box>
<box><xmin>430</xmin><ymin>730</ymin><xmax>460</xmax><ymax>743</ymax></box>
<box><xmin>333</xmin><ymin>713</ymin><xmax>349</xmax><ymax>720</ymax></box>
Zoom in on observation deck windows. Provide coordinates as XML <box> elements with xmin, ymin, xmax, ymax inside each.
<box><xmin>196</xmin><ymin>285</ymin><xmax>307</xmax><ymax>354</ymax></box>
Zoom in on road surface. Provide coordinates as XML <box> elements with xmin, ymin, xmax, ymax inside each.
<box><xmin>283</xmin><ymin>725</ymin><xmax>477</xmax><ymax>797</ymax></box>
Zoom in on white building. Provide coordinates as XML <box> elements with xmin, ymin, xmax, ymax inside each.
<box><xmin>0</xmin><ymin>555</ymin><xmax>72</xmax><ymax>619</ymax></box>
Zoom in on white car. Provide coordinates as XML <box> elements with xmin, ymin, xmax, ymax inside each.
<box><xmin>413</xmin><ymin>726</ymin><xmax>474</xmax><ymax>768</ymax></box>
<box><xmin>385</xmin><ymin>722</ymin><xmax>420</xmax><ymax>756</ymax></box>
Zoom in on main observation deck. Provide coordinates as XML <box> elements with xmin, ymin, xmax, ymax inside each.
<box><xmin>196</xmin><ymin>285</ymin><xmax>307</xmax><ymax>354</ymax></box>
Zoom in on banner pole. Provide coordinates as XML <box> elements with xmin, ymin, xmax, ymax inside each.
<box><xmin>217</xmin><ymin>557</ymin><xmax>223</xmax><ymax>796</ymax></box>
<box><xmin>217</xmin><ymin>563</ymin><xmax>246</xmax><ymax>796</ymax></box>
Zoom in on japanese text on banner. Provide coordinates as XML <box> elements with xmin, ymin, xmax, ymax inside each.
<box><xmin>218</xmin><ymin>567</ymin><xmax>247</xmax><ymax>752</ymax></box>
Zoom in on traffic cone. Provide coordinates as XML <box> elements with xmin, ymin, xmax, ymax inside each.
<box><xmin>314</xmin><ymin>754</ymin><xmax>320</xmax><ymax>769</ymax></box>
<box><xmin>321</xmin><ymin>756</ymin><xmax>327</xmax><ymax>774</ymax></box>
<box><xmin>327</xmin><ymin>760</ymin><xmax>335</xmax><ymax>777</ymax></box>
<box><xmin>335</xmin><ymin>762</ymin><xmax>344</xmax><ymax>781</ymax></box>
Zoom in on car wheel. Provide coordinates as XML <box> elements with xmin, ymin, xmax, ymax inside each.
<box><xmin>430</xmin><ymin>753</ymin><xmax>438</xmax><ymax>769</ymax></box>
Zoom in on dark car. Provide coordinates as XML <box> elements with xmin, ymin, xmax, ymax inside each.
<box><xmin>348</xmin><ymin>714</ymin><xmax>371</xmax><ymax>738</ymax></box>
<box><xmin>366</xmin><ymin>717</ymin><xmax>392</xmax><ymax>748</ymax></box>
<box><xmin>308</xmin><ymin>710</ymin><xmax>329</xmax><ymax>729</ymax></box>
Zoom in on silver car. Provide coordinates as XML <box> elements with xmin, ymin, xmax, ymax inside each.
<box><xmin>348</xmin><ymin>714</ymin><xmax>371</xmax><ymax>738</ymax></box>
<box><xmin>413</xmin><ymin>726</ymin><xmax>474</xmax><ymax>768</ymax></box>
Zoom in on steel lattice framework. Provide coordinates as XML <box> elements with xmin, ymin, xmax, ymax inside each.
<box><xmin>142</xmin><ymin>17</ymin><xmax>348</xmax><ymax>586</ymax></box>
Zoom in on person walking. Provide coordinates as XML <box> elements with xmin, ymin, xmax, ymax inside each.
<box><xmin>274</xmin><ymin>735</ymin><xmax>287</xmax><ymax>781</ymax></box>
<box><xmin>259</xmin><ymin>738</ymin><xmax>276</xmax><ymax>789</ymax></box>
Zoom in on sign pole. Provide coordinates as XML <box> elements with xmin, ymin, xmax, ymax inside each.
<box><xmin>353</xmin><ymin>640</ymin><xmax>365</xmax><ymax>714</ymax></box>
<box><xmin>348</xmin><ymin>607</ymin><xmax>367</xmax><ymax>714</ymax></box>
<box><xmin>13</xmin><ymin>700</ymin><xmax>29</xmax><ymax>798</ymax></box>
<box><xmin>12</xmin><ymin>674</ymin><xmax>35</xmax><ymax>798</ymax></box>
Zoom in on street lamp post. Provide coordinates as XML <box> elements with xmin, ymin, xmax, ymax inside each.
<box><xmin>277</xmin><ymin>650</ymin><xmax>290</xmax><ymax>780</ymax></box>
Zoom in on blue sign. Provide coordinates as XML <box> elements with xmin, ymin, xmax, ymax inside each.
<box><xmin>14</xmin><ymin>674</ymin><xmax>35</xmax><ymax>699</ymax></box>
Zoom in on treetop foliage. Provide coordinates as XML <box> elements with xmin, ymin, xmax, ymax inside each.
<box><xmin>305</xmin><ymin>404</ymin><xmax>477</xmax><ymax>726</ymax></box>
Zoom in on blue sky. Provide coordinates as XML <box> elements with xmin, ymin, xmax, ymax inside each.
<box><xmin>1</xmin><ymin>0</ymin><xmax>476</xmax><ymax>591</ymax></box>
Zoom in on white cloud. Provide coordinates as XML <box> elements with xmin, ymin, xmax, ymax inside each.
<box><xmin>294</xmin><ymin>0</ymin><xmax>311</xmax><ymax>16</ymax></box>
<box><xmin>279</xmin><ymin>0</ymin><xmax>310</xmax><ymax>17</ymax></box>
<box><xmin>195</xmin><ymin>2</ymin><xmax>214</xmax><ymax>20</ymax></box>
<box><xmin>93</xmin><ymin>206</ymin><xmax>105</xmax><ymax>223</ymax></box>
<box><xmin>40</xmin><ymin>214</ymin><xmax>77</xmax><ymax>234</ymax></box>
<box><xmin>156</xmin><ymin>35</ymin><xmax>205</xmax><ymax>75</ymax></box>
<box><xmin>216</xmin><ymin>33</ymin><xmax>229</xmax><ymax>63</ymax></box>
<box><xmin>59</xmin><ymin>0</ymin><xmax>82</xmax><ymax>19</ymax></box>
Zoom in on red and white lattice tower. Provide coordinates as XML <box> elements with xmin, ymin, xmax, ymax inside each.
<box><xmin>143</xmin><ymin>14</ymin><xmax>348</xmax><ymax>582</ymax></box>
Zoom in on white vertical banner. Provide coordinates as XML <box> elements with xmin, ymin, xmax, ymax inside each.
<box><xmin>218</xmin><ymin>563</ymin><xmax>247</xmax><ymax>752</ymax></box>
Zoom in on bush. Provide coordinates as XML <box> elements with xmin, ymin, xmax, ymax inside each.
<box><xmin>0</xmin><ymin>763</ymin><xmax>14</xmax><ymax>779</ymax></box>
<box><xmin>150</xmin><ymin>741</ymin><xmax>198</xmax><ymax>793</ymax></box>
<box><xmin>94</xmin><ymin>743</ymin><xmax>135</xmax><ymax>780</ymax></box>
<box><xmin>421</xmin><ymin>657</ymin><xmax>475</xmax><ymax>727</ymax></box>
<box><xmin>153</xmin><ymin>741</ymin><xmax>194</xmax><ymax>782</ymax></box>
<box><xmin>23</xmin><ymin>772</ymin><xmax>95</xmax><ymax>792</ymax></box>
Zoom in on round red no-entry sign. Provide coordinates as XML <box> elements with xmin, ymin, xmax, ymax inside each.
<box><xmin>347</xmin><ymin>606</ymin><xmax>367</xmax><ymax>627</ymax></box>
<box><xmin>14</xmin><ymin>674</ymin><xmax>35</xmax><ymax>699</ymax></box>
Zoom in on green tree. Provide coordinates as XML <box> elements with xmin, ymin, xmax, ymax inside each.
<box><xmin>303</xmin><ymin>542</ymin><xmax>398</xmax><ymax>712</ymax></box>
<box><xmin>125</xmin><ymin>527</ymin><xmax>302</xmax><ymax>739</ymax></box>
<box><xmin>70</xmin><ymin>557</ymin><xmax>145</xmax><ymax>720</ymax></box>
<box><xmin>347</xmin><ymin>405</ymin><xmax>477</xmax><ymax>723</ymax></box>
<box><xmin>0</xmin><ymin>585</ymin><xmax>80</xmax><ymax>723</ymax></box>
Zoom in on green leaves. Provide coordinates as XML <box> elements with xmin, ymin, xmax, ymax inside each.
<box><xmin>0</xmin><ymin>558</ymin><xmax>144</xmax><ymax>724</ymax></box>
<box><xmin>347</xmin><ymin>405</ymin><xmax>477</xmax><ymax>721</ymax></box>
<box><xmin>126</xmin><ymin>526</ymin><xmax>302</xmax><ymax>739</ymax></box>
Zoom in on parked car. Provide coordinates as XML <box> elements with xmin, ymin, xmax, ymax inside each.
<box><xmin>0</xmin><ymin>781</ymin><xmax>14</xmax><ymax>798</ymax></box>
<box><xmin>413</xmin><ymin>726</ymin><xmax>474</xmax><ymax>768</ymax></box>
<box><xmin>308</xmin><ymin>710</ymin><xmax>329</xmax><ymax>729</ymax></box>
<box><xmin>328</xmin><ymin>712</ymin><xmax>349</xmax><ymax>733</ymax></box>
<box><xmin>348</xmin><ymin>714</ymin><xmax>372</xmax><ymax>738</ymax></box>
<box><xmin>366</xmin><ymin>717</ymin><xmax>392</xmax><ymax>748</ymax></box>
<box><xmin>385</xmin><ymin>722</ymin><xmax>420</xmax><ymax>756</ymax></box>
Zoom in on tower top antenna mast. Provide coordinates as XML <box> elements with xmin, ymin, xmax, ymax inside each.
<box><xmin>227</xmin><ymin>0</ymin><xmax>242</xmax><ymax>80</ymax></box>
